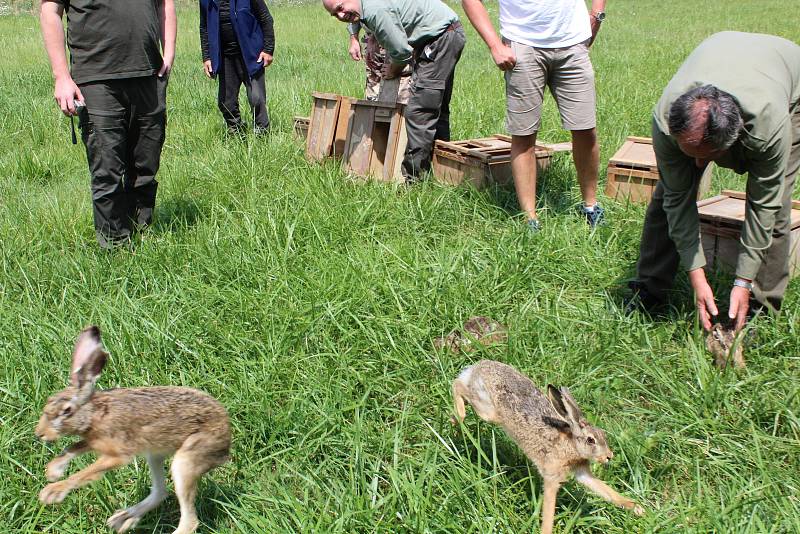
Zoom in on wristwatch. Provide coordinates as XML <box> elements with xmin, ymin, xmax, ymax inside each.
<box><xmin>593</xmin><ymin>11</ymin><xmax>606</xmax><ymax>22</ymax></box>
<box><xmin>733</xmin><ymin>278</ymin><xmax>753</xmax><ymax>291</ymax></box>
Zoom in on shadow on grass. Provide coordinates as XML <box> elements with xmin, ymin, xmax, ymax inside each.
<box><xmin>144</xmin><ymin>479</ymin><xmax>245</xmax><ymax>533</ymax></box>
<box><xmin>150</xmin><ymin>196</ymin><xmax>207</xmax><ymax>235</ymax></box>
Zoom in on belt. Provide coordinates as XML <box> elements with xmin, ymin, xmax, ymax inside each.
<box><xmin>443</xmin><ymin>21</ymin><xmax>462</xmax><ymax>33</ymax></box>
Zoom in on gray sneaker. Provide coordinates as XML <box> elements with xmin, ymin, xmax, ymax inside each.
<box><xmin>527</xmin><ymin>218</ymin><xmax>541</xmax><ymax>233</ymax></box>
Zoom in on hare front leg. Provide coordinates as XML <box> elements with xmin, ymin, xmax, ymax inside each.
<box><xmin>574</xmin><ymin>464</ymin><xmax>644</xmax><ymax>515</ymax></box>
<box><xmin>39</xmin><ymin>454</ymin><xmax>130</xmax><ymax>505</ymax></box>
<box><xmin>539</xmin><ymin>478</ymin><xmax>561</xmax><ymax>534</ymax></box>
<box><xmin>107</xmin><ymin>454</ymin><xmax>168</xmax><ymax>533</ymax></box>
<box><xmin>46</xmin><ymin>440</ymin><xmax>91</xmax><ymax>481</ymax></box>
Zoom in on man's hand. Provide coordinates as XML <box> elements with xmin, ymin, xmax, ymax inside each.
<box><xmin>203</xmin><ymin>59</ymin><xmax>213</xmax><ymax>78</ymax></box>
<box><xmin>729</xmin><ymin>284</ymin><xmax>751</xmax><ymax>332</ymax></box>
<box><xmin>489</xmin><ymin>42</ymin><xmax>516</xmax><ymax>70</ymax></box>
<box><xmin>54</xmin><ymin>75</ymin><xmax>84</xmax><ymax>116</ymax></box>
<box><xmin>689</xmin><ymin>268</ymin><xmax>718</xmax><ymax>331</ymax></box>
<box><xmin>257</xmin><ymin>51</ymin><xmax>273</xmax><ymax>67</ymax></box>
<box><xmin>349</xmin><ymin>35</ymin><xmax>362</xmax><ymax>61</ymax></box>
<box><xmin>158</xmin><ymin>53</ymin><xmax>174</xmax><ymax>78</ymax></box>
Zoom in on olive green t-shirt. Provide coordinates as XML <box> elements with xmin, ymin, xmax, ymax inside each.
<box><xmin>54</xmin><ymin>0</ymin><xmax>163</xmax><ymax>84</ymax></box>
<box><xmin>652</xmin><ymin>31</ymin><xmax>800</xmax><ymax>280</ymax></box>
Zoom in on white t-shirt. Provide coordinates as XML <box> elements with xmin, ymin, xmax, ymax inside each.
<box><xmin>500</xmin><ymin>0</ymin><xmax>592</xmax><ymax>49</ymax></box>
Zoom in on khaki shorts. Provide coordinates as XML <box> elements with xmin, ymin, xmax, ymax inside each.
<box><xmin>504</xmin><ymin>40</ymin><xmax>596</xmax><ymax>135</ymax></box>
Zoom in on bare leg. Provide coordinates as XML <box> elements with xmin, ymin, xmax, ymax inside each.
<box><xmin>46</xmin><ymin>440</ymin><xmax>91</xmax><ymax>481</ymax></box>
<box><xmin>574</xmin><ymin>464</ymin><xmax>644</xmax><ymax>515</ymax></box>
<box><xmin>571</xmin><ymin>128</ymin><xmax>599</xmax><ymax>207</ymax></box>
<box><xmin>540</xmin><ymin>478</ymin><xmax>561</xmax><ymax>534</ymax></box>
<box><xmin>39</xmin><ymin>454</ymin><xmax>130</xmax><ymax>504</ymax></box>
<box><xmin>511</xmin><ymin>133</ymin><xmax>539</xmax><ymax>220</ymax></box>
<box><xmin>107</xmin><ymin>454</ymin><xmax>168</xmax><ymax>533</ymax></box>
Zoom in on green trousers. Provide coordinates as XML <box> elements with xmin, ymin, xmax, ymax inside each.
<box><xmin>635</xmin><ymin>109</ymin><xmax>800</xmax><ymax>312</ymax></box>
<box><xmin>78</xmin><ymin>76</ymin><xmax>167</xmax><ymax>248</ymax></box>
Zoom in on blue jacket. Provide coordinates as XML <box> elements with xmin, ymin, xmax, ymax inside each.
<box><xmin>200</xmin><ymin>0</ymin><xmax>266</xmax><ymax>77</ymax></box>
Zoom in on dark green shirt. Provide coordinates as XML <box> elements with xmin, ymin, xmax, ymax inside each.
<box><xmin>55</xmin><ymin>0</ymin><xmax>163</xmax><ymax>84</ymax></box>
<box><xmin>653</xmin><ymin>31</ymin><xmax>800</xmax><ymax>279</ymax></box>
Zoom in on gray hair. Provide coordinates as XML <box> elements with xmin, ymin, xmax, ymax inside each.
<box><xmin>668</xmin><ymin>85</ymin><xmax>743</xmax><ymax>150</ymax></box>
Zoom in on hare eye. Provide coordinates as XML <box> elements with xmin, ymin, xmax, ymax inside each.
<box><xmin>586</xmin><ymin>436</ymin><xmax>596</xmax><ymax>445</ymax></box>
<box><xmin>60</xmin><ymin>405</ymin><xmax>73</xmax><ymax>417</ymax></box>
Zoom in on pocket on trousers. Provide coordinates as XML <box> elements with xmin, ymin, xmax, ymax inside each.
<box><xmin>411</xmin><ymin>86</ymin><xmax>444</xmax><ymax>112</ymax></box>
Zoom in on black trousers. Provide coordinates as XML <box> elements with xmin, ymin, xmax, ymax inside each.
<box><xmin>401</xmin><ymin>25</ymin><xmax>466</xmax><ymax>180</ymax></box>
<box><xmin>78</xmin><ymin>76</ymin><xmax>167</xmax><ymax>248</ymax></box>
<box><xmin>218</xmin><ymin>53</ymin><xmax>270</xmax><ymax>131</ymax></box>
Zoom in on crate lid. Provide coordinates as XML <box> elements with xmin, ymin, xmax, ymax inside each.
<box><xmin>434</xmin><ymin>135</ymin><xmax>551</xmax><ymax>161</ymax></box>
<box><xmin>697</xmin><ymin>190</ymin><xmax>800</xmax><ymax>228</ymax></box>
<box><xmin>608</xmin><ymin>136</ymin><xmax>657</xmax><ymax>172</ymax></box>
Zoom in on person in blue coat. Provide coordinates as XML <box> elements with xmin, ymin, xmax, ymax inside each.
<box><xmin>200</xmin><ymin>0</ymin><xmax>275</xmax><ymax>134</ymax></box>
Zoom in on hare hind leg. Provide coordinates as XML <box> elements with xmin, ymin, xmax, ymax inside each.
<box><xmin>107</xmin><ymin>454</ymin><xmax>168</xmax><ymax>533</ymax></box>
<box><xmin>170</xmin><ymin>433</ymin><xmax>229</xmax><ymax>534</ymax></box>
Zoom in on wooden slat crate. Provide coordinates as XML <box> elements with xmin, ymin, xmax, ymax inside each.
<box><xmin>305</xmin><ymin>93</ymin><xmax>355</xmax><ymax>161</ymax></box>
<box><xmin>698</xmin><ymin>190</ymin><xmax>800</xmax><ymax>276</ymax></box>
<box><xmin>341</xmin><ymin>100</ymin><xmax>407</xmax><ymax>184</ymax></box>
<box><xmin>293</xmin><ymin>116</ymin><xmax>310</xmax><ymax>141</ymax></box>
<box><xmin>605</xmin><ymin>136</ymin><xmax>713</xmax><ymax>203</ymax></box>
<box><xmin>432</xmin><ymin>135</ymin><xmax>555</xmax><ymax>189</ymax></box>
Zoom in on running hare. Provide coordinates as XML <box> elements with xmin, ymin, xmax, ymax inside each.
<box><xmin>35</xmin><ymin>326</ymin><xmax>231</xmax><ymax>534</ymax></box>
<box><xmin>452</xmin><ymin>360</ymin><xmax>643</xmax><ymax>534</ymax></box>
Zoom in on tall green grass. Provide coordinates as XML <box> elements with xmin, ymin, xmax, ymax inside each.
<box><xmin>1</xmin><ymin>1</ymin><xmax>798</xmax><ymax>532</ymax></box>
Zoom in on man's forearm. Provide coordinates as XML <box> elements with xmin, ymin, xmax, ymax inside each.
<box><xmin>461</xmin><ymin>0</ymin><xmax>503</xmax><ymax>50</ymax></box>
<box><xmin>160</xmin><ymin>0</ymin><xmax>177</xmax><ymax>60</ymax></box>
<box><xmin>591</xmin><ymin>0</ymin><xmax>607</xmax><ymax>15</ymax></box>
<box><xmin>40</xmin><ymin>2</ymin><xmax>70</xmax><ymax>81</ymax></box>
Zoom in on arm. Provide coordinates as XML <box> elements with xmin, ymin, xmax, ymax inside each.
<box><xmin>727</xmin><ymin>123</ymin><xmax>791</xmax><ymax>328</ymax></box>
<box><xmin>588</xmin><ymin>0</ymin><xmax>607</xmax><ymax>47</ymax></box>
<box><xmin>40</xmin><ymin>0</ymin><xmax>83</xmax><ymax>116</ymax></box>
<box><xmin>461</xmin><ymin>0</ymin><xmax>515</xmax><ymax>70</ymax></box>
<box><xmin>367</xmin><ymin>10</ymin><xmax>413</xmax><ymax>68</ymax></box>
<box><xmin>199</xmin><ymin>1</ymin><xmax>212</xmax><ymax>77</ymax></box>
<box><xmin>348</xmin><ymin>22</ymin><xmax>362</xmax><ymax>61</ymax></box>
<box><xmin>158</xmin><ymin>0</ymin><xmax>177</xmax><ymax>77</ymax></box>
<box><xmin>252</xmin><ymin>0</ymin><xmax>274</xmax><ymax>66</ymax></box>
<box><xmin>652</xmin><ymin>119</ymin><xmax>719</xmax><ymax>330</ymax></box>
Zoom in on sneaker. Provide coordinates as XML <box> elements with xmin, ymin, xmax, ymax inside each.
<box><xmin>581</xmin><ymin>203</ymin><xmax>605</xmax><ymax>228</ymax></box>
<box><xmin>527</xmin><ymin>218</ymin><xmax>541</xmax><ymax>233</ymax></box>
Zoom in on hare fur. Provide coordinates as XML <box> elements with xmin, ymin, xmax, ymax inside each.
<box><xmin>705</xmin><ymin>323</ymin><xmax>746</xmax><ymax>369</ymax></box>
<box><xmin>35</xmin><ymin>326</ymin><xmax>231</xmax><ymax>534</ymax></box>
<box><xmin>452</xmin><ymin>360</ymin><xmax>643</xmax><ymax>534</ymax></box>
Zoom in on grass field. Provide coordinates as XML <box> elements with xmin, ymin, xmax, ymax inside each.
<box><xmin>1</xmin><ymin>1</ymin><xmax>799</xmax><ymax>532</ymax></box>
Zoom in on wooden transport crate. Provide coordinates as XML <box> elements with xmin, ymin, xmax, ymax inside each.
<box><xmin>341</xmin><ymin>100</ymin><xmax>407</xmax><ymax>183</ymax></box>
<box><xmin>698</xmin><ymin>190</ymin><xmax>800</xmax><ymax>276</ymax></box>
<box><xmin>431</xmin><ymin>135</ymin><xmax>556</xmax><ymax>189</ymax></box>
<box><xmin>293</xmin><ymin>116</ymin><xmax>310</xmax><ymax>141</ymax></box>
<box><xmin>605</xmin><ymin>136</ymin><xmax>713</xmax><ymax>203</ymax></box>
<box><xmin>305</xmin><ymin>93</ymin><xmax>355</xmax><ymax>161</ymax></box>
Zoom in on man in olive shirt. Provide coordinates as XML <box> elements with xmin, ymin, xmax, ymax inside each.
<box><xmin>40</xmin><ymin>0</ymin><xmax>176</xmax><ymax>248</ymax></box>
<box><xmin>630</xmin><ymin>32</ymin><xmax>800</xmax><ymax>331</ymax></box>
<box><xmin>323</xmin><ymin>0</ymin><xmax>466</xmax><ymax>181</ymax></box>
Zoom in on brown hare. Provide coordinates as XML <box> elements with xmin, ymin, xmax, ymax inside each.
<box><xmin>705</xmin><ymin>323</ymin><xmax>746</xmax><ymax>369</ymax></box>
<box><xmin>452</xmin><ymin>359</ymin><xmax>643</xmax><ymax>534</ymax></box>
<box><xmin>35</xmin><ymin>326</ymin><xmax>231</xmax><ymax>534</ymax></box>
<box><xmin>434</xmin><ymin>316</ymin><xmax>508</xmax><ymax>353</ymax></box>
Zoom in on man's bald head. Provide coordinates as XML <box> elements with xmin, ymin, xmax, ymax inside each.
<box><xmin>668</xmin><ymin>84</ymin><xmax>744</xmax><ymax>152</ymax></box>
<box><xmin>322</xmin><ymin>0</ymin><xmax>361</xmax><ymax>23</ymax></box>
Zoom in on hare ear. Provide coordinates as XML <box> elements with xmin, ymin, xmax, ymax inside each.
<box><xmin>559</xmin><ymin>387</ymin><xmax>588</xmax><ymax>428</ymax></box>
<box><xmin>547</xmin><ymin>384</ymin><xmax>569</xmax><ymax>418</ymax></box>
<box><xmin>71</xmin><ymin>326</ymin><xmax>106</xmax><ymax>388</ymax></box>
